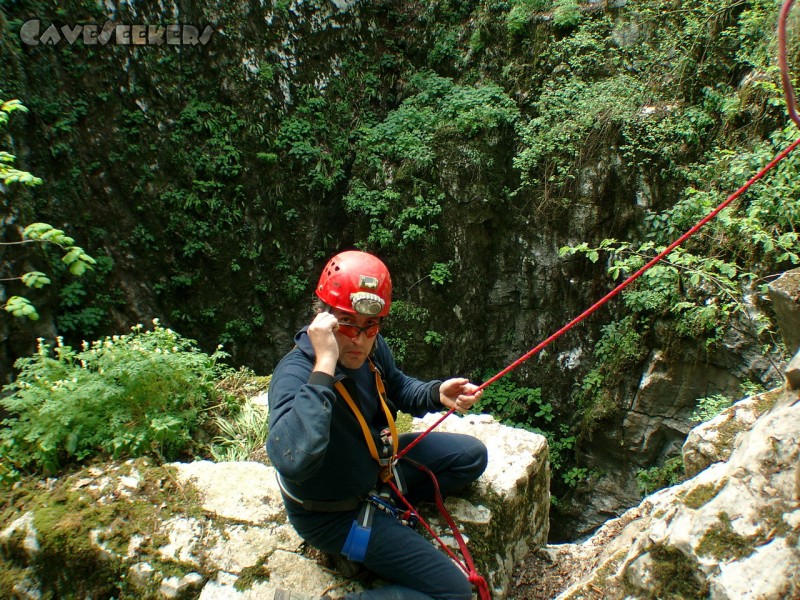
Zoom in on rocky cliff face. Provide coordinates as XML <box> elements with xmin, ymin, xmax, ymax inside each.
<box><xmin>1</xmin><ymin>0</ymin><xmax>795</xmax><ymax>542</ymax></box>
<box><xmin>519</xmin><ymin>351</ymin><xmax>800</xmax><ymax>600</ymax></box>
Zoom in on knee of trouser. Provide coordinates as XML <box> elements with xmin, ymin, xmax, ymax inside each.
<box><xmin>466</xmin><ymin>438</ymin><xmax>489</xmax><ymax>478</ymax></box>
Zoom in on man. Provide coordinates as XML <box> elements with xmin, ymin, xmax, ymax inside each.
<box><xmin>267</xmin><ymin>250</ymin><xmax>488</xmax><ymax>600</ymax></box>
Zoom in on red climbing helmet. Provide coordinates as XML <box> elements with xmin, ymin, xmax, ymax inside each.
<box><xmin>316</xmin><ymin>251</ymin><xmax>392</xmax><ymax>317</ymax></box>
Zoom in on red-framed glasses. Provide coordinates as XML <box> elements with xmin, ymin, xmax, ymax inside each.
<box><xmin>337</xmin><ymin>321</ymin><xmax>380</xmax><ymax>339</ymax></box>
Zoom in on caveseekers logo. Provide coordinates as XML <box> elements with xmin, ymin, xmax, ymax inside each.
<box><xmin>19</xmin><ymin>19</ymin><xmax>215</xmax><ymax>46</ymax></box>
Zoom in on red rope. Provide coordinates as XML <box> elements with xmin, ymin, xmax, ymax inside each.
<box><xmin>389</xmin><ymin>462</ymin><xmax>492</xmax><ymax>600</ymax></box>
<box><xmin>399</xmin><ymin>133</ymin><xmax>800</xmax><ymax>461</ymax></box>
<box><xmin>779</xmin><ymin>0</ymin><xmax>800</xmax><ymax>129</ymax></box>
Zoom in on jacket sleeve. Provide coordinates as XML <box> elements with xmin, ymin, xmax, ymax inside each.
<box><xmin>373</xmin><ymin>336</ymin><xmax>443</xmax><ymax>417</ymax></box>
<box><xmin>266</xmin><ymin>351</ymin><xmax>336</xmax><ymax>482</ymax></box>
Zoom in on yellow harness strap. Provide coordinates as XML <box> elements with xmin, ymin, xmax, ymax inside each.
<box><xmin>334</xmin><ymin>360</ymin><xmax>399</xmax><ymax>482</ymax></box>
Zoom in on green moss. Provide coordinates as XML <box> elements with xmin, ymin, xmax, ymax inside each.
<box><xmin>0</xmin><ymin>564</ymin><xmax>36</xmax><ymax>598</ymax></box>
<box><xmin>754</xmin><ymin>503</ymin><xmax>794</xmax><ymax>544</ymax></box>
<box><xmin>682</xmin><ymin>478</ymin><xmax>727</xmax><ymax>510</ymax></box>
<box><xmin>710</xmin><ymin>390</ymin><xmax>783</xmax><ymax>453</ymax></box>
<box><xmin>396</xmin><ymin>411</ymin><xmax>414</xmax><ymax>434</ymax></box>
<box><xmin>628</xmin><ymin>544</ymin><xmax>708</xmax><ymax>599</ymax></box>
<box><xmin>696</xmin><ymin>513</ymin><xmax>753</xmax><ymax>561</ymax></box>
<box><xmin>0</xmin><ymin>459</ymin><xmax>206</xmax><ymax>598</ymax></box>
<box><xmin>235</xmin><ymin>563</ymin><xmax>271</xmax><ymax>590</ymax></box>
<box><xmin>752</xmin><ymin>389</ymin><xmax>781</xmax><ymax>415</ymax></box>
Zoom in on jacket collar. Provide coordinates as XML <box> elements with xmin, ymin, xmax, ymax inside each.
<box><xmin>294</xmin><ymin>326</ymin><xmax>315</xmax><ymax>359</ymax></box>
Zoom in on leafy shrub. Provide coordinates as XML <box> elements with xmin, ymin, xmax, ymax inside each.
<box><xmin>0</xmin><ymin>321</ymin><xmax>232</xmax><ymax>481</ymax></box>
<box><xmin>563</xmin><ymin>121</ymin><xmax>800</xmax><ymax>437</ymax></box>
<box><xmin>515</xmin><ymin>74</ymin><xmax>647</xmax><ymax>196</ymax></box>
<box><xmin>636</xmin><ymin>456</ymin><xmax>686</xmax><ymax>496</ymax></box>
<box><xmin>553</xmin><ymin>1</ymin><xmax>582</xmax><ymax>29</ymax></box>
<box><xmin>691</xmin><ymin>393</ymin><xmax>733</xmax><ymax>423</ymax></box>
<box><xmin>380</xmin><ymin>300</ymin><xmax>432</xmax><ymax>365</ymax></box>
<box><xmin>344</xmin><ymin>70</ymin><xmax>519</xmax><ymax>251</ymax></box>
<box><xmin>1</xmin><ymin>100</ymin><xmax>97</xmax><ymax>322</ymax></box>
<box><xmin>473</xmin><ymin>373</ymin><xmax>550</xmax><ymax>430</ymax></box>
<box><xmin>506</xmin><ymin>0</ymin><xmax>551</xmax><ymax>35</ymax></box>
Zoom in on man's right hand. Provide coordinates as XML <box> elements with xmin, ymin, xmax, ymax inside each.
<box><xmin>308</xmin><ymin>311</ymin><xmax>339</xmax><ymax>375</ymax></box>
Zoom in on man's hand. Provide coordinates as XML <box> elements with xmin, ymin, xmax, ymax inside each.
<box><xmin>308</xmin><ymin>312</ymin><xmax>340</xmax><ymax>375</ymax></box>
<box><xmin>439</xmin><ymin>378</ymin><xmax>483</xmax><ymax>414</ymax></box>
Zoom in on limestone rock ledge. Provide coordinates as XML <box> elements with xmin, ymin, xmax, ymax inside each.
<box><xmin>0</xmin><ymin>415</ymin><xmax>548</xmax><ymax>599</ymax></box>
<box><xmin>544</xmin><ymin>353</ymin><xmax>800</xmax><ymax>600</ymax></box>
<box><xmin>412</xmin><ymin>413</ymin><xmax>550</xmax><ymax>598</ymax></box>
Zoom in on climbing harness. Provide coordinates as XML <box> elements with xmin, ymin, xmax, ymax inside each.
<box><xmin>334</xmin><ymin>360</ymin><xmax>399</xmax><ymax>483</ymax></box>
<box><xmin>399</xmin><ymin>0</ymin><xmax>800</xmax><ymax>464</ymax></box>
<box><xmin>336</xmin><ymin>359</ymin><xmax>491</xmax><ymax>597</ymax></box>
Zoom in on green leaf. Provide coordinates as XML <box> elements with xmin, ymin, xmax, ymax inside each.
<box><xmin>4</xmin><ymin>296</ymin><xmax>40</xmax><ymax>320</ymax></box>
<box><xmin>62</xmin><ymin>247</ymin><xmax>82</xmax><ymax>265</ymax></box>
<box><xmin>23</xmin><ymin>222</ymin><xmax>54</xmax><ymax>240</ymax></box>
<box><xmin>69</xmin><ymin>261</ymin><xmax>87</xmax><ymax>276</ymax></box>
<box><xmin>66</xmin><ymin>432</ymin><xmax>79</xmax><ymax>455</ymax></box>
<box><xmin>21</xmin><ymin>271</ymin><xmax>51</xmax><ymax>289</ymax></box>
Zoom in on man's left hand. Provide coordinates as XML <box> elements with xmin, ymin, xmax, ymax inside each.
<box><xmin>439</xmin><ymin>378</ymin><xmax>483</xmax><ymax>414</ymax></box>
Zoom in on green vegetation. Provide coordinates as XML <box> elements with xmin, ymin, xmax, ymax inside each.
<box><xmin>208</xmin><ymin>372</ymin><xmax>271</xmax><ymax>462</ymax></box>
<box><xmin>691</xmin><ymin>393</ymin><xmax>734</xmax><ymax>423</ymax></box>
<box><xmin>636</xmin><ymin>456</ymin><xmax>686</xmax><ymax>497</ymax></box>
<box><xmin>563</xmin><ymin>120</ymin><xmax>800</xmax><ymax>442</ymax></box>
<box><xmin>1</xmin><ymin>0</ymin><xmax>795</xmax><ymax>540</ymax></box>
<box><xmin>691</xmin><ymin>380</ymin><xmax>767</xmax><ymax>423</ymax></box>
<box><xmin>682</xmin><ymin>479</ymin><xmax>727</xmax><ymax>510</ymax></box>
<box><xmin>627</xmin><ymin>544</ymin><xmax>709</xmax><ymax>599</ymax></box>
<box><xmin>473</xmin><ymin>373</ymin><xmax>592</xmax><ymax>490</ymax></box>
<box><xmin>345</xmin><ymin>70</ymin><xmax>519</xmax><ymax>254</ymax></box>
<box><xmin>0</xmin><ymin>322</ymin><xmax>233</xmax><ymax>482</ymax></box>
<box><xmin>1</xmin><ymin>100</ymin><xmax>96</xmax><ymax>321</ymax></box>
<box><xmin>473</xmin><ymin>372</ymin><xmax>549</xmax><ymax>431</ymax></box>
<box><xmin>380</xmin><ymin>300</ymin><xmax>433</xmax><ymax>365</ymax></box>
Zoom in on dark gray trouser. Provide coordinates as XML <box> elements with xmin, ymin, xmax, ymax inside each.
<box><xmin>286</xmin><ymin>432</ymin><xmax>489</xmax><ymax>600</ymax></box>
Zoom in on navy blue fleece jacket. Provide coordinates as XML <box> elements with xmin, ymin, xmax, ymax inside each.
<box><xmin>267</xmin><ymin>326</ymin><xmax>443</xmax><ymax>506</ymax></box>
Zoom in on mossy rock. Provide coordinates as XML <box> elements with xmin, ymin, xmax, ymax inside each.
<box><xmin>0</xmin><ymin>458</ymin><xmax>205</xmax><ymax>598</ymax></box>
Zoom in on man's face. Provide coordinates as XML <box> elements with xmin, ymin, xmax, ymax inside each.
<box><xmin>330</xmin><ymin>308</ymin><xmax>381</xmax><ymax>369</ymax></box>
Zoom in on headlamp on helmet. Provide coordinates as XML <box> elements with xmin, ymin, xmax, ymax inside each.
<box><xmin>316</xmin><ymin>251</ymin><xmax>392</xmax><ymax>317</ymax></box>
